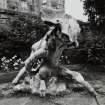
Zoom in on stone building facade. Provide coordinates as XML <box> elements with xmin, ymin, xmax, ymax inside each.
<box><xmin>0</xmin><ymin>0</ymin><xmax>7</xmax><ymax>9</ymax></box>
<box><xmin>0</xmin><ymin>0</ymin><xmax>65</xmax><ymax>14</ymax></box>
<box><xmin>0</xmin><ymin>0</ymin><xmax>65</xmax><ymax>24</ymax></box>
<box><xmin>42</xmin><ymin>0</ymin><xmax>64</xmax><ymax>10</ymax></box>
<box><xmin>0</xmin><ymin>0</ymin><xmax>8</xmax><ymax>24</ymax></box>
<box><xmin>0</xmin><ymin>0</ymin><xmax>41</xmax><ymax>13</ymax></box>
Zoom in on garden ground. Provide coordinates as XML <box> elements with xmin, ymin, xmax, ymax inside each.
<box><xmin>0</xmin><ymin>65</ymin><xmax>105</xmax><ymax>105</ymax></box>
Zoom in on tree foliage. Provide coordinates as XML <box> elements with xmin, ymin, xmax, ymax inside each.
<box><xmin>0</xmin><ymin>14</ymin><xmax>49</xmax><ymax>58</ymax></box>
<box><xmin>83</xmin><ymin>0</ymin><xmax>105</xmax><ymax>32</ymax></box>
<box><xmin>82</xmin><ymin>0</ymin><xmax>105</xmax><ymax>64</ymax></box>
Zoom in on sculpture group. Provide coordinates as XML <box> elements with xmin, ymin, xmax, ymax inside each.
<box><xmin>12</xmin><ymin>15</ymin><xmax>97</xmax><ymax>98</ymax></box>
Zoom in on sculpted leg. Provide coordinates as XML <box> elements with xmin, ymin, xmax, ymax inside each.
<box><xmin>12</xmin><ymin>66</ymin><xmax>26</xmax><ymax>84</ymax></box>
<box><xmin>61</xmin><ymin>67</ymin><xmax>97</xmax><ymax>96</ymax></box>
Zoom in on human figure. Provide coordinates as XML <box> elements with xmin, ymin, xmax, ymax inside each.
<box><xmin>35</xmin><ymin>23</ymin><xmax>97</xmax><ymax>97</ymax></box>
<box><xmin>12</xmin><ymin>26</ymin><xmax>55</xmax><ymax>84</ymax></box>
<box><xmin>12</xmin><ymin>21</ymin><xmax>97</xmax><ymax>97</ymax></box>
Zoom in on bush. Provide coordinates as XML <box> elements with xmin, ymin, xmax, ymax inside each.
<box><xmin>0</xmin><ymin>14</ymin><xmax>49</xmax><ymax>58</ymax></box>
<box><xmin>0</xmin><ymin>55</ymin><xmax>24</xmax><ymax>72</ymax></box>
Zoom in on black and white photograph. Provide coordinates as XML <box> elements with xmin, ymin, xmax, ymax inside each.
<box><xmin>0</xmin><ymin>0</ymin><xmax>105</xmax><ymax>105</ymax></box>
